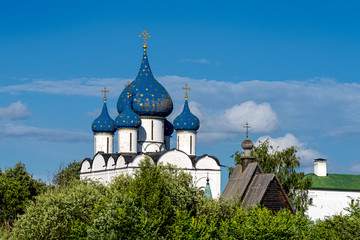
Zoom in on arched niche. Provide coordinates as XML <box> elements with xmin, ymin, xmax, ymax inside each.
<box><xmin>116</xmin><ymin>155</ymin><xmax>126</xmax><ymax>169</ymax></box>
<box><xmin>129</xmin><ymin>154</ymin><xmax>154</xmax><ymax>167</ymax></box>
<box><xmin>195</xmin><ymin>156</ymin><xmax>220</xmax><ymax>170</ymax></box>
<box><xmin>92</xmin><ymin>154</ymin><xmax>106</xmax><ymax>171</ymax></box>
<box><xmin>107</xmin><ymin>157</ymin><xmax>116</xmax><ymax>170</ymax></box>
<box><xmin>158</xmin><ymin>149</ymin><xmax>193</xmax><ymax>169</ymax></box>
<box><xmin>144</xmin><ymin>143</ymin><xmax>161</xmax><ymax>152</ymax></box>
<box><xmin>81</xmin><ymin>160</ymin><xmax>91</xmax><ymax>173</ymax></box>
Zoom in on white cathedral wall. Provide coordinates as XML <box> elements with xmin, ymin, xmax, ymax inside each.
<box><xmin>157</xmin><ymin>150</ymin><xmax>193</xmax><ymax>169</ymax></box>
<box><xmin>94</xmin><ymin>133</ymin><xmax>114</xmax><ymax>154</ymax></box>
<box><xmin>81</xmin><ymin>160</ymin><xmax>91</xmax><ymax>173</ymax></box>
<box><xmin>191</xmin><ymin>170</ymin><xmax>221</xmax><ymax>198</ymax></box>
<box><xmin>176</xmin><ymin>131</ymin><xmax>196</xmax><ymax>156</ymax></box>
<box><xmin>195</xmin><ymin>156</ymin><xmax>221</xmax><ymax>170</ymax></box>
<box><xmin>118</xmin><ymin>129</ymin><xmax>138</xmax><ymax>153</ymax></box>
<box><xmin>92</xmin><ymin>154</ymin><xmax>106</xmax><ymax>172</ymax></box>
<box><xmin>306</xmin><ymin>189</ymin><xmax>360</xmax><ymax>220</ymax></box>
<box><xmin>138</xmin><ymin>118</ymin><xmax>165</xmax><ymax>152</ymax></box>
<box><xmin>116</xmin><ymin>155</ymin><xmax>127</xmax><ymax>168</ymax></box>
<box><xmin>128</xmin><ymin>154</ymin><xmax>155</xmax><ymax>167</ymax></box>
<box><xmin>80</xmin><ymin>151</ymin><xmax>221</xmax><ymax>199</ymax></box>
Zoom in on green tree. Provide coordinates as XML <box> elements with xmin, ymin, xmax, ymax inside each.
<box><xmin>11</xmin><ymin>180</ymin><xmax>106</xmax><ymax>240</ymax></box>
<box><xmin>231</xmin><ymin>139</ymin><xmax>312</xmax><ymax>213</ymax></box>
<box><xmin>0</xmin><ymin>163</ymin><xmax>46</xmax><ymax>223</ymax></box>
<box><xmin>88</xmin><ymin>157</ymin><xmax>203</xmax><ymax>239</ymax></box>
<box><xmin>52</xmin><ymin>160</ymin><xmax>81</xmax><ymax>187</ymax></box>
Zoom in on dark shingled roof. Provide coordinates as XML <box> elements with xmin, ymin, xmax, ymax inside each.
<box><xmin>243</xmin><ymin>173</ymin><xmax>276</xmax><ymax>207</ymax></box>
<box><xmin>222</xmin><ymin>162</ymin><xmax>262</xmax><ymax>201</ymax></box>
<box><xmin>222</xmin><ymin>162</ymin><xmax>294</xmax><ymax>213</ymax></box>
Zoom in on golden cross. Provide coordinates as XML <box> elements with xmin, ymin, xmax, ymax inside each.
<box><xmin>182</xmin><ymin>84</ymin><xmax>191</xmax><ymax>100</ymax></box>
<box><xmin>101</xmin><ymin>87</ymin><xmax>109</xmax><ymax>102</ymax></box>
<box><xmin>139</xmin><ymin>30</ymin><xmax>151</xmax><ymax>47</ymax></box>
<box><xmin>244</xmin><ymin>122</ymin><xmax>251</xmax><ymax>138</ymax></box>
<box><xmin>125</xmin><ymin>81</ymin><xmax>131</xmax><ymax>97</ymax></box>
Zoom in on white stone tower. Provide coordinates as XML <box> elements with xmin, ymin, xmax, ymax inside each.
<box><xmin>91</xmin><ymin>87</ymin><xmax>116</xmax><ymax>154</ymax></box>
<box><xmin>173</xmin><ymin>84</ymin><xmax>200</xmax><ymax>156</ymax></box>
<box><xmin>115</xmin><ymin>82</ymin><xmax>141</xmax><ymax>153</ymax></box>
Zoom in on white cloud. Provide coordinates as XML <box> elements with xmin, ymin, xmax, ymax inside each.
<box><xmin>256</xmin><ymin>133</ymin><xmax>323</xmax><ymax>167</ymax></box>
<box><xmin>224</xmin><ymin>101</ymin><xmax>279</xmax><ymax>133</ymax></box>
<box><xmin>2</xmin><ymin>76</ymin><xmax>360</xmax><ymax>145</ymax></box>
<box><xmin>1</xmin><ymin>124</ymin><xmax>91</xmax><ymax>142</ymax></box>
<box><xmin>0</xmin><ymin>101</ymin><xmax>30</xmax><ymax>120</ymax></box>
<box><xmin>0</xmin><ymin>78</ymin><xmax>131</xmax><ymax>98</ymax></box>
<box><xmin>179</xmin><ymin>58</ymin><xmax>210</xmax><ymax>64</ymax></box>
<box><xmin>194</xmin><ymin>101</ymin><xmax>279</xmax><ymax>142</ymax></box>
<box><xmin>350</xmin><ymin>164</ymin><xmax>360</xmax><ymax>174</ymax></box>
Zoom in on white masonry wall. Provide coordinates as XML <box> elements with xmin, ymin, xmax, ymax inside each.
<box><xmin>314</xmin><ymin>160</ymin><xmax>327</xmax><ymax>177</ymax></box>
<box><xmin>306</xmin><ymin>189</ymin><xmax>360</xmax><ymax>220</ymax></box>
<box><xmin>118</xmin><ymin>129</ymin><xmax>138</xmax><ymax>153</ymax></box>
<box><xmin>81</xmin><ymin>150</ymin><xmax>221</xmax><ymax>198</ymax></box>
<box><xmin>94</xmin><ymin>133</ymin><xmax>114</xmax><ymax>154</ymax></box>
<box><xmin>176</xmin><ymin>131</ymin><xmax>196</xmax><ymax>155</ymax></box>
<box><xmin>138</xmin><ymin>117</ymin><xmax>165</xmax><ymax>152</ymax></box>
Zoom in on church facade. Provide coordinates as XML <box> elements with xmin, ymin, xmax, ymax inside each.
<box><xmin>80</xmin><ymin>31</ymin><xmax>222</xmax><ymax>197</ymax></box>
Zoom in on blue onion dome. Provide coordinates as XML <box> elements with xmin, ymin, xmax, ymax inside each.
<box><xmin>173</xmin><ymin>98</ymin><xmax>200</xmax><ymax>132</ymax></box>
<box><xmin>117</xmin><ymin>46</ymin><xmax>173</xmax><ymax>118</ymax></box>
<box><xmin>164</xmin><ymin>119</ymin><xmax>174</xmax><ymax>136</ymax></box>
<box><xmin>92</xmin><ymin>100</ymin><xmax>116</xmax><ymax>134</ymax></box>
<box><xmin>115</xmin><ymin>92</ymin><xmax>141</xmax><ymax>129</ymax></box>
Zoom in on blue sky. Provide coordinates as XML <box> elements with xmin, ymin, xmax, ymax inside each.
<box><xmin>1</xmin><ymin>1</ymin><xmax>360</xmax><ymax>189</ymax></box>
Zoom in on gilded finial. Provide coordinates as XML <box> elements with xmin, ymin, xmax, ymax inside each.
<box><xmin>125</xmin><ymin>81</ymin><xmax>131</xmax><ymax>98</ymax></box>
<box><xmin>101</xmin><ymin>87</ymin><xmax>109</xmax><ymax>103</ymax></box>
<box><xmin>182</xmin><ymin>84</ymin><xmax>191</xmax><ymax>100</ymax></box>
<box><xmin>244</xmin><ymin>122</ymin><xmax>251</xmax><ymax>138</ymax></box>
<box><xmin>139</xmin><ymin>30</ymin><xmax>151</xmax><ymax>48</ymax></box>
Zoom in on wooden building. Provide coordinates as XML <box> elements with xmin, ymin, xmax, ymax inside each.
<box><xmin>222</xmin><ymin>136</ymin><xmax>294</xmax><ymax>213</ymax></box>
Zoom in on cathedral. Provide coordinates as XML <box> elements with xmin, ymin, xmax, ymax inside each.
<box><xmin>80</xmin><ymin>31</ymin><xmax>222</xmax><ymax>197</ymax></box>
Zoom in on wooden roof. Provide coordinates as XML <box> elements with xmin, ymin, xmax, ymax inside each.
<box><xmin>222</xmin><ymin>161</ymin><xmax>294</xmax><ymax>213</ymax></box>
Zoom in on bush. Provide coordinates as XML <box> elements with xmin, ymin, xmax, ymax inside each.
<box><xmin>11</xmin><ymin>180</ymin><xmax>106</xmax><ymax>240</ymax></box>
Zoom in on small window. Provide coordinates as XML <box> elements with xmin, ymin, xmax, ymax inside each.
<box><xmin>190</xmin><ymin>135</ymin><xmax>192</xmax><ymax>154</ymax></box>
<box><xmin>151</xmin><ymin>120</ymin><xmax>154</xmax><ymax>140</ymax></box>
<box><xmin>309</xmin><ymin>198</ymin><xmax>313</xmax><ymax>205</ymax></box>
<box><xmin>130</xmin><ymin>133</ymin><xmax>132</xmax><ymax>152</ymax></box>
<box><xmin>107</xmin><ymin>137</ymin><xmax>109</xmax><ymax>153</ymax></box>
<box><xmin>351</xmin><ymin>199</ymin><xmax>355</xmax><ymax>205</ymax></box>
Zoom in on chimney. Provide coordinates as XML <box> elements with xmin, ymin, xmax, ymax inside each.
<box><xmin>314</xmin><ymin>158</ymin><xmax>327</xmax><ymax>176</ymax></box>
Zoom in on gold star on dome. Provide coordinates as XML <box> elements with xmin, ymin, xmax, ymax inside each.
<box><xmin>125</xmin><ymin>81</ymin><xmax>131</xmax><ymax>98</ymax></box>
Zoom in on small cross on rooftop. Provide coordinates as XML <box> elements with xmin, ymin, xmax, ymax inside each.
<box><xmin>139</xmin><ymin>30</ymin><xmax>151</xmax><ymax>48</ymax></box>
<box><xmin>244</xmin><ymin>122</ymin><xmax>251</xmax><ymax>138</ymax></box>
<box><xmin>182</xmin><ymin>84</ymin><xmax>191</xmax><ymax>100</ymax></box>
<box><xmin>101</xmin><ymin>87</ymin><xmax>109</xmax><ymax>102</ymax></box>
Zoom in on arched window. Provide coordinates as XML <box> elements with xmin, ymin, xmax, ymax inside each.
<box><xmin>130</xmin><ymin>133</ymin><xmax>132</xmax><ymax>152</ymax></box>
<box><xmin>107</xmin><ymin>137</ymin><xmax>109</xmax><ymax>153</ymax></box>
<box><xmin>309</xmin><ymin>198</ymin><xmax>313</xmax><ymax>205</ymax></box>
<box><xmin>190</xmin><ymin>135</ymin><xmax>193</xmax><ymax>154</ymax></box>
<box><xmin>151</xmin><ymin>120</ymin><xmax>154</xmax><ymax>140</ymax></box>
